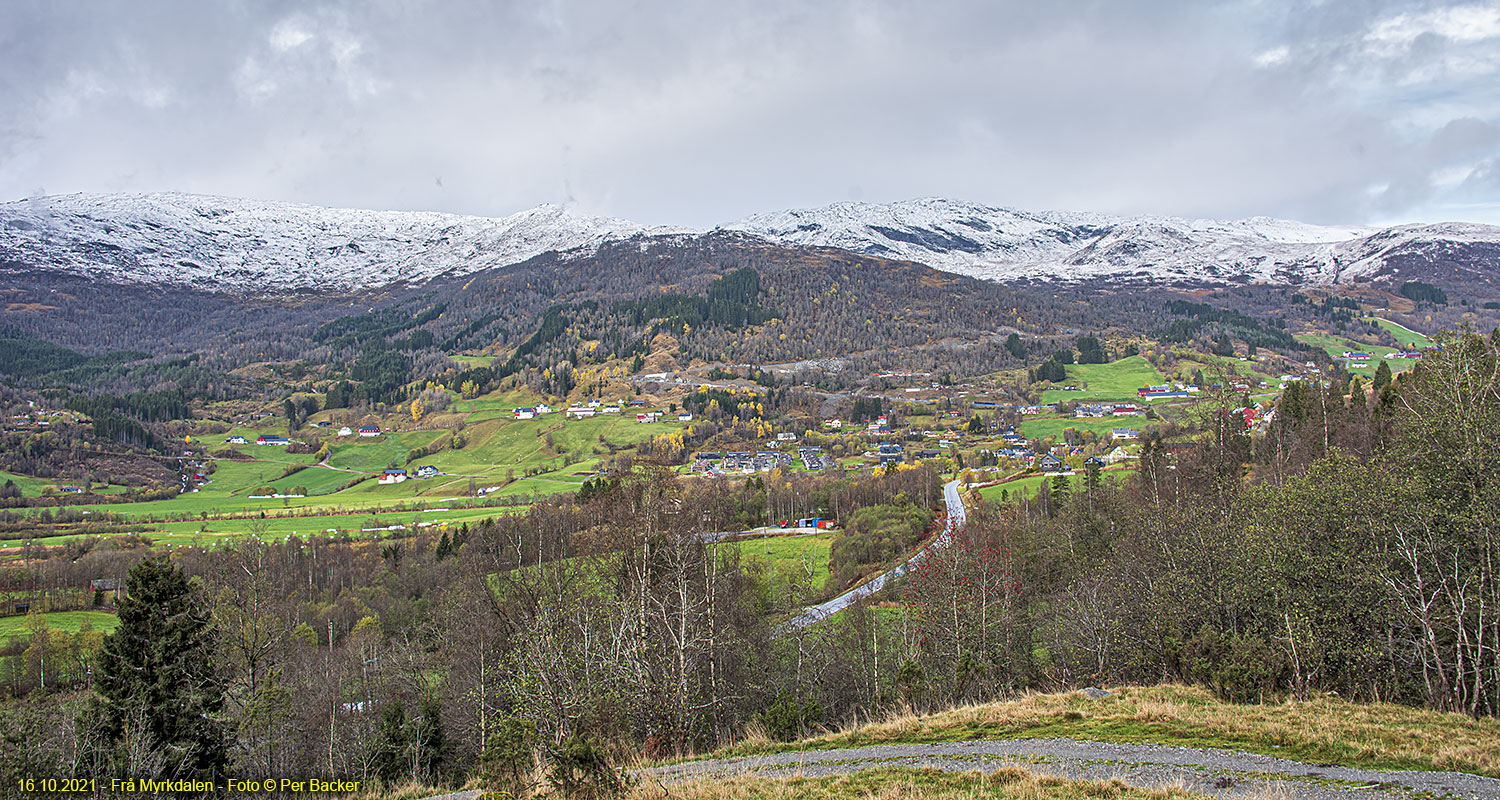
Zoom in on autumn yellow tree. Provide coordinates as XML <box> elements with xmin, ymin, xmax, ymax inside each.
<box><xmin>411</xmin><ymin>397</ymin><xmax>425</xmax><ymax>422</ymax></box>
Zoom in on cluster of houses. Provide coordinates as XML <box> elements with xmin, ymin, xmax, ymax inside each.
<box><xmin>798</xmin><ymin>446</ymin><xmax>829</xmax><ymax>471</ymax></box>
<box><xmin>691</xmin><ymin>450</ymin><xmax>792</xmax><ymax>475</ymax></box>
<box><xmin>1074</xmin><ymin>402</ymin><xmax>1143</xmax><ymax>418</ymax></box>
<box><xmin>5</xmin><ymin>407</ymin><xmax>82</xmax><ymax>433</ymax></box>
<box><xmin>1137</xmin><ymin>383</ymin><xmax>1201</xmax><ymax>399</ymax></box>
<box><xmin>559</xmin><ymin>400</ymin><xmax>691</xmax><ymax>423</ymax></box>
<box><xmin>378</xmin><ymin>464</ymin><xmax>442</xmax><ymax>484</ymax></box>
<box><xmin>511</xmin><ymin>404</ymin><xmax>553</xmax><ymax>419</ymax></box>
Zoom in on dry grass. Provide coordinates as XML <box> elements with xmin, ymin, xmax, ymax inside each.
<box><xmin>632</xmin><ymin>766</ymin><xmax>1262</xmax><ymax>800</ymax></box>
<box><xmin>710</xmin><ymin>685</ymin><xmax>1500</xmax><ymax>777</ymax></box>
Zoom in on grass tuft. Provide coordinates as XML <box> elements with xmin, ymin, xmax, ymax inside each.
<box><xmin>707</xmin><ymin>685</ymin><xmax>1500</xmax><ymax>778</ymax></box>
<box><xmin>634</xmin><ymin>766</ymin><xmax>1253</xmax><ymax>800</ymax></box>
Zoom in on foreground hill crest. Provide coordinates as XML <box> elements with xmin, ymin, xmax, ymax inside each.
<box><xmin>2</xmin><ymin>192</ymin><xmax>1498</xmax><ymax>293</ymax></box>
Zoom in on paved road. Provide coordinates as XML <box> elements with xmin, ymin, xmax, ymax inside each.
<box><xmin>645</xmin><ymin>738</ymin><xmax>1500</xmax><ymax>800</ymax></box>
<box><xmin>776</xmin><ymin>479</ymin><xmax>966</xmax><ymax>633</ymax></box>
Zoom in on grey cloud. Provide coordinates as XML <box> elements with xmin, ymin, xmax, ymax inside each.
<box><xmin>1</xmin><ymin>0</ymin><xmax>1498</xmax><ymax>227</ymax></box>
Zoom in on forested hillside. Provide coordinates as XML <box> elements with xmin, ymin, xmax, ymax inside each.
<box><xmin>2</xmin><ymin>329</ymin><xmax>1496</xmax><ymax>796</ymax></box>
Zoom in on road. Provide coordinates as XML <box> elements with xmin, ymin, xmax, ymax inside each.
<box><xmin>644</xmin><ymin>737</ymin><xmax>1500</xmax><ymax>800</ymax></box>
<box><xmin>776</xmin><ymin>479</ymin><xmax>965</xmax><ymax>633</ymax></box>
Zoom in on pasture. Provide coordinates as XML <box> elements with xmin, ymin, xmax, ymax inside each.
<box><xmin>1039</xmin><ymin>356</ymin><xmax>1164</xmax><ymax>404</ymax></box>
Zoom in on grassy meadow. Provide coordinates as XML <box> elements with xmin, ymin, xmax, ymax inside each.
<box><xmin>0</xmin><ymin>610</ymin><xmax>119</xmax><ymax>645</ymax></box>
<box><xmin>1039</xmin><ymin>356</ymin><xmax>1164</xmax><ymax>404</ymax></box>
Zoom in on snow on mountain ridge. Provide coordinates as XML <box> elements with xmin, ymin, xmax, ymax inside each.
<box><xmin>0</xmin><ymin>192</ymin><xmax>694</xmax><ymax>292</ymax></box>
<box><xmin>724</xmin><ymin>198</ymin><xmax>1384</xmax><ymax>284</ymax></box>
<box><xmin>2</xmin><ymin>192</ymin><xmax>1497</xmax><ymax>293</ymax></box>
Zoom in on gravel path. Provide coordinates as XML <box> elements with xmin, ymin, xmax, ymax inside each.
<box><xmin>645</xmin><ymin>739</ymin><xmax>1500</xmax><ymax>799</ymax></box>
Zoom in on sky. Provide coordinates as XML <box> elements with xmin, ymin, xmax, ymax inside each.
<box><xmin>3</xmin><ymin>0</ymin><xmax>1500</xmax><ymax>228</ymax></box>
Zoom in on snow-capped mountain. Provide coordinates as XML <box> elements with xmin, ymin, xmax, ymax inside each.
<box><xmin>726</xmin><ymin>199</ymin><xmax>1500</xmax><ymax>288</ymax></box>
<box><xmin>2</xmin><ymin>193</ymin><xmax>1497</xmax><ymax>293</ymax></box>
<box><xmin>0</xmin><ymin>192</ymin><xmax>691</xmax><ymax>292</ymax></box>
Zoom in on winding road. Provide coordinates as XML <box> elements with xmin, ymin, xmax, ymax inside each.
<box><xmin>777</xmin><ymin>479</ymin><xmax>966</xmax><ymax>633</ymax></box>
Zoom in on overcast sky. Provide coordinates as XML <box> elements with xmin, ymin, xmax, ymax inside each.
<box><xmin>3</xmin><ymin>0</ymin><xmax>1500</xmax><ymax>227</ymax></box>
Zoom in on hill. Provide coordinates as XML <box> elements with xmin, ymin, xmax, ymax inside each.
<box><xmin>633</xmin><ymin>686</ymin><xmax>1500</xmax><ymax>800</ymax></box>
<box><xmin>4</xmin><ymin>193</ymin><xmax>1499</xmax><ymax>300</ymax></box>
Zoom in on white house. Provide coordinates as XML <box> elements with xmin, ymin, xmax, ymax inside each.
<box><xmin>513</xmin><ymin>408</ymin><xmax>535</xmax><ymax>420</ymax></box>
<box><xmin>338</xmin><ymin>426</ymin><xmax>354</xmax><ymax>437</ymax></box>
<box><xmin>1111</xmin><ymin>428</ymin><xmax>1140</xmax><ymax>440</ymax></box>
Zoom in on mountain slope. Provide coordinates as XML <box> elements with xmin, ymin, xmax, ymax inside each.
<box><xmin>3</xmin><ymin>192</ymin><xmax>1498</xmax><ymax>294</ymax></box>
<box><xmin>725</xmin><ymin>198</ymin><xmax>1499</xmax><ymax>288</ymax></box>
<box><xmin>0</xmin><ymin>192</ymin><xmax>689</xmax><ymax>292</ymax></box>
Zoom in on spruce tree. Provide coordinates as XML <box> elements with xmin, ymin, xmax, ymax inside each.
<box><xmin>95</xmin><ymin>556</ymin><xmax>227</xmax><ymax>780</ymax></box>
<box><xmin>1372</xmin><ymin>360</ymin><xmax>1393</xmax><ymax>396</ymax></box>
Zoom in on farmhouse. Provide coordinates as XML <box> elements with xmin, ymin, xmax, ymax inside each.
<box><xmin>358</xmin><ymin>426</ymin><xmax>381</xmax><ymax>437</ymax></box>
<box><xmin>338</xmin><ymin>426</ymin><xmax>354</xmax><ymax>437</ymax></box>
<box><xmin>1038</xmin><ymin>454</ymin><xmax>1066</xmax><ymax>472</ymax></box>
<box><xmin>513</xmin><ymin>407</ymin><xmax>536</xmax><ymax>420</ymax></box>
<box><xmin>378</xmin><ymin>468</ymin><xmax>408</xmax><ymax>485</ymax></box>
<box><xmin>1111</xmin><ymin>428</ymin><xmax>1140</xmax><ymax>441</ymax></box>
<box><xmin>225</xmin><ymin>435</ymin><xmax>247</xmax><ymax>444</ymax></box>
<box><xmin>678</xmin><ymin>412</ymin><xmax>694</xmax><ymax>422</ymax></box>
<box><xmin>415</xmin><ymin>465</ymin><xmax>439</xmax><ymax>478</ymax></box>
<box><xmin>566</xmin><ymin>406</ymin><xmax>596</xmax><ymax>419</ymax></box>
<box><xmin>257</xmin><ymin>435</ymin><xmax>291</xmax><ymax>446</ymax></box>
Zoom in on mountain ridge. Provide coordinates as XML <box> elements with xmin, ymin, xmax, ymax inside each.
<box><xmin>3</xmin><ymin>191</ymin><xmax>1498</xmax><ymax>294</ymax></box>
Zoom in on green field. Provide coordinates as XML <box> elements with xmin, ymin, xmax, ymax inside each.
<box><xmin>976</xmin><ymin>474</ymin><xmax>1049</xmax><ymax>503</ymax></box>
<box><xmin>0</xmin><ymin>610</ymin><xmax>119</xmax><ymax>644</ymax></box>
<box><xmin>1375</xmin><ymin>317</ymin><xmax>1432</xmax><ymax>350</ymax></box>
<box><xmin>409</xmin><ymin>413</ymin><xmax>686</xmax><ymax>480</ymax></box>
<box><xmin>0</xmin><ymin>503</ymin><xmax>525</xmax><ymax>552</ymax></box>
<box><xmin>975</xmin><ymin>467</ymin><xmax>1135</xmax><ymax>505</ymax></box>
<box><xmin>0</xmin><ymin>471</ymin><xmax>57</xmax><ymax>497</ymax></box>
<box><xmin>1039</xmin><ymin>356</ymin><xmax>1165</xmax><ymax>404</ymax></box>
<box><xmin>729</xmin><ymin>533</ymin><xmax>834</xmax><ymax>591</ymax></box>
<box><xmin>1295</xmin><ymin>332</ymin><xmax>1419</xmax><ymax>378</ymax></box>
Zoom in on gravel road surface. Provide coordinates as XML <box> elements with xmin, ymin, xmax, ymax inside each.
<box><xmin>645</xmin><ymin>739</ymin><xmax>1500</xmax><ymax>799</ymax></box>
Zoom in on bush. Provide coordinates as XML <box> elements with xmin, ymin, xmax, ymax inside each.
<box><xmin>545</xmin><ymin>733</ymin><xmax>629</xmax><ymax>799</ymax></box>
<box><xmin>751</xmin><ymin>693</ymin><xmax>823</xmax><ymax>742</ymax></box>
